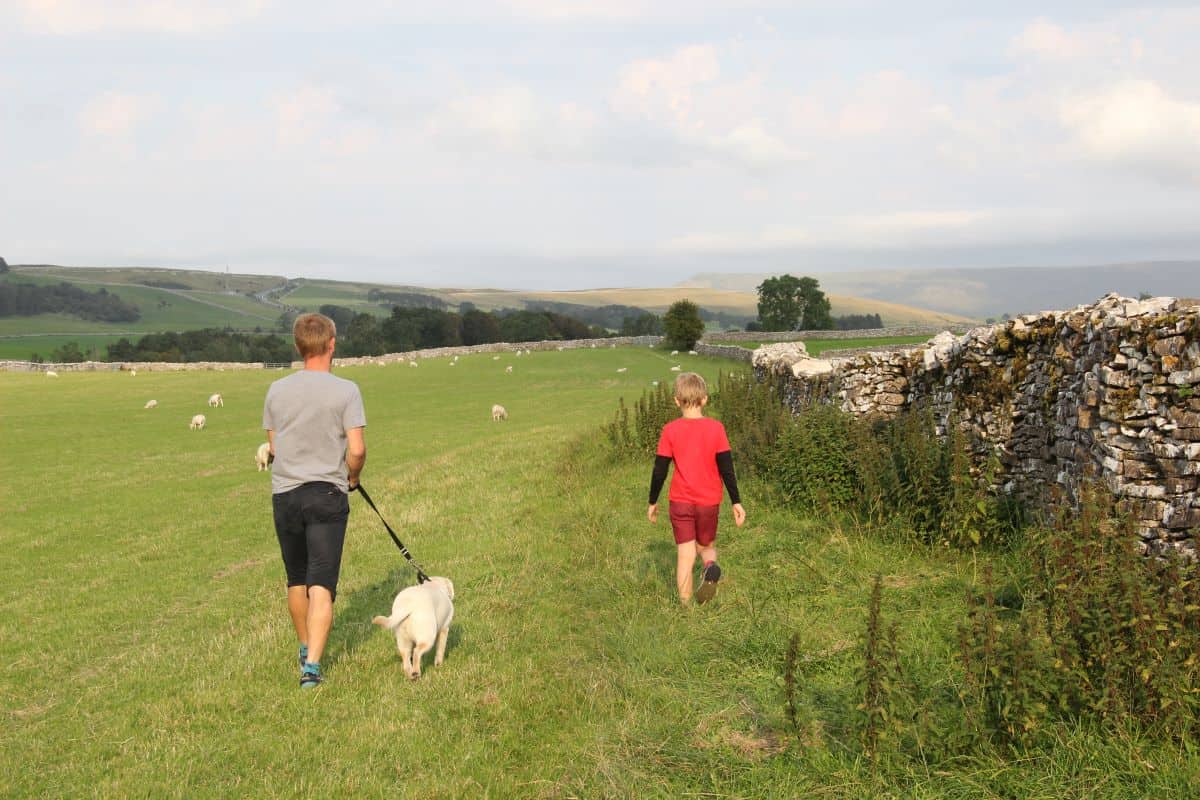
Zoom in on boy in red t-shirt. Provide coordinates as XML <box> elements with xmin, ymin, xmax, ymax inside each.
<box><xmin>648</xmin><ymin>372</ymin><xmax>746</xmax><ymax>605</ymax></box>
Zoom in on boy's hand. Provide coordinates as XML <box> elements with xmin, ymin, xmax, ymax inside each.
<box><xmin>647</xmin><ymin>504</ymin><xmax>658</xmax><ymax>524</ymax></box>
<box><xmin>732</xmin><ymin>503</ymin><xmax>746</xmax><ymax>527</ymax></box>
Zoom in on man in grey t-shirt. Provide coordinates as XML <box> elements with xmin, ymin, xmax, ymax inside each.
<box><xmin>263</xmin><ymin>313</ymin><xmax>366</xmax><ymax>689</ymax></box>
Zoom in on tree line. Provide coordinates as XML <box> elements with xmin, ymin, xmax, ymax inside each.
<box><xmin>322</xmin><ymin>304</ymin><xmax>631</xmax><ymax>357</ymax></box>
<box><xmin>0</xmin><ymin>280</ymin><xmax>140</xmax><ymax>322</ymax></box>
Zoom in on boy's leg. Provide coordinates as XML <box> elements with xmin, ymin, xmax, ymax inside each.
<box><xmin>676</xmin><ymin>540</ymin><xmax>698</xmax><ymax>603</ymax></box>
<box><xmin>694</xmin><ymin>505</ymin><xmax>722</xmax><ymax>604</ymax></box>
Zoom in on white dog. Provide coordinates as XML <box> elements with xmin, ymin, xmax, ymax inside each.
<box><xmin>373</xmin><ymin>576</ymin><xmax>455</xmax><ymax>680</ymax></box>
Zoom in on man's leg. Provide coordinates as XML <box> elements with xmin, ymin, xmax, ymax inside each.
<box><xmin>305</xmin><ymin>586</ymin><xmax>334</xmax><ymax>665</ymax></box>
<box><xmin>287</xmin><ymin>585</ymin><xmax>309</xmax><ymax>645</ymax></box>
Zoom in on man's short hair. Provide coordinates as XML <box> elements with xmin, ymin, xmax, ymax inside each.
<box><xmin>293</xmin><ymin>313</ymin><xmax>336</xmax><ymax>359</ymax></box>
<box><xmin>674</xmin><ymin>372</ymin><xmax>708</xmax><ymax>408</ymax></box>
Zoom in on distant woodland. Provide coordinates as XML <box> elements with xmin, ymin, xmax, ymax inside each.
<box><xmin>0</xmin><ymin>281</ymin><xmax>140</xmax><ymax>322</ymax></box>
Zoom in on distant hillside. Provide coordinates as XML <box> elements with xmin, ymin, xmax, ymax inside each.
<box><xmin>290</xmin><ymin>283</ymin><xmax>972</xmax><ymax>328</ymax></box>
<box><xmin>682</xmin><ymin>261</ymin><xmax>1200</xmax><ymax>319</ymax></box>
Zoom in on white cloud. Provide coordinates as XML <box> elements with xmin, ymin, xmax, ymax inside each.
<box><xmin>14</xmin><ymin>0</ymin><xmax>270</xmax><ymax>35</ymax></box>
<box><xmin>78</xmin><ymin>92</ymin><xmax>157</xmax><ymax>137</ymax></box>
<box><xmin>612</xmin><ymin>44</ymin><xmax>721</xmax><ymax>128</ymax></box>
<box><xmin>1010</xmin><ymin>17</ymin><xmax>1123</xmax><ymax>62</ymax></box>
<box><xmin>1061</xmin><ymin>79</ymin><xmax>1200</xmax><ymax>186</ymax></box>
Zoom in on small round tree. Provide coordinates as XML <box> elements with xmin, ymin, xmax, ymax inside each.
<box><xmin>663</xmin><ymin>299</ymin><xmax>705</xmax><ymax>350</ymax></box>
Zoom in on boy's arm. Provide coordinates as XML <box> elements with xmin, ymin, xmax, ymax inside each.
<box><xmin>647</xmin><ymin>455</ymin><xmax>671</xmax><ymax>523</ymax></box>
<box><xmin>716</xmin><ymin>451</ymin><xmax>747</xmax><ymax>527</ymax></box>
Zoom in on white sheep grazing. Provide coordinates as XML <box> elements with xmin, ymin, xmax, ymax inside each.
<box><xmin>130</xmin><ymin>369</ymin><xmax>137</xmax><ymax>376</ymax></box>
<box><xmin>449</xmin><ymin>362</ymin><xmax>455</xmax><ymax>367</ymax></box>
<box><xmin>492</xmin><ymin>355</ymin><xmax>501</xmax><ymax>361</ymax></box>
<box><xmin>610</xmin><ymin>343</ymin><xmax>616</xmax><ymax>348</ymax></box>
<box><xmin>616</xmin><ymin>367</ymin><xmax>627</xmax><ymax>373</ymax></box>
<box><xmin>255</xmin><ymin>442</ymin><xmax>271</xmax><ymax>471</ymax></box>
<box><xmin>688</xmin><ymin>350</ymin><xmax>698</xmax><ymax>356</ymax></box>
<box><xmin>409</xmin><ymin>360</ymin><xmax>419</xmax><ymax>367</ymax></box>
<box><xmin>652</xmin><ymin>380</ymin><xmax>659</xmax><ymax>386</ymax></box>
<box><xmin>524</xmin><ymin>349</ymin><xmax>532</xmax><ymax>355</ymax></box>
<box><xmin>491</xmin><ymin>404</ymin><xmax>508</xmax><ymax>422</ymax></box>
<box><xmin>190</xmin><ymin>414</ymin><xmax>206</xmax><ymax>430</ymax></box>
<box><xmin>670</xmin><ymin>365</ymin><xmax>681</xmax><ymax>372</ymax></box>
<box><xmin>208</xmin><ymin>393</ymin><xmax>224</xmax><ymax>408</ymax></box>
<box><xmin>144</xmin><ymin>399</ymin><xmax>158</xmax><ymax>409</ymax></box>
<box><xmin>515</xmin><ymin>351</ymin><xmax>522</xmax><ymax>358</ymax></box>
<box><xmin>505</xmin><ymin>365</ymin><xmax>513</xmax><ymax>374</ymax></box>
<box><xmin>453</xmin><ymin>355</ymin><xmax>459</xmax><ymax>362</ymax></box>
<box><xmin>45</xmin><ymin>370</ymin><xmax>58</xmax><ymax>378</ymax></box>
<box><xmin>670</xmin><ymin>350</ymin><xmax>679</xmax><ymax>356</ymax></box>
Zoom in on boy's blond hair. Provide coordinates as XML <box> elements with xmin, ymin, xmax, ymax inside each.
<box><xmin>673</xmin><ymin>372</ymin><xmax>708</xmax><ymax>408</ymax></box>
<box><xmin>293</xmin><ymin>313</ymin><xmax>336</xmax><ymax>359</ymax></box>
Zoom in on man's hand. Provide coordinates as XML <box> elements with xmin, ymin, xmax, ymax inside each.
<box><xmin>647</xmin><ymin>503</ymin><xmax>658</xmax><ymax>524</ymax></box>
<box><xmin>732</xmin><ymin>503</ymin><xmax>746</xmax><ymax>527</ymax></box>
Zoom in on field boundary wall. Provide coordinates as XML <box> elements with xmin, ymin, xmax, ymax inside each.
<box><xmin>752</xmin><ymin>294</ymin><xmax>1200</xmax><ymax>551</ymax></box>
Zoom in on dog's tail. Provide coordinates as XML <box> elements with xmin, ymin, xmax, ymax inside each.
<box><xmin>372</xmin><ymin>610</ymin><xmax>412</xmax><ymax>631</ymax></box>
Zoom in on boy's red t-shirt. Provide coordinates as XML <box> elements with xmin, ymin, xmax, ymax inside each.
<box><xmin>656</xmin><ymin>416</ymin><xmax>732</xmax><ymax>506</ymax></box>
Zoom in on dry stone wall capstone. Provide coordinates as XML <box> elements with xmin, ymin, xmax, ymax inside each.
<box><xmin>752</xmin><ymin>294</ymin><xmax>1200</xmax><ymax>553</ymax></box>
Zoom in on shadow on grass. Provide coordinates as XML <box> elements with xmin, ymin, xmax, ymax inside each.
<box><xmin>325</xmin><ymin>567</ymin><xmax>463</xmax><ymax>668</ymax></box>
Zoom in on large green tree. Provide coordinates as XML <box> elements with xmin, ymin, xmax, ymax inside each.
<box><xmin>755</xmin><ymin>274</ymin><xmax>833</xmax><ymax>331</ymax></box>
<box><xmin>663</xmin><ymin>299</ymin><xmax>705</xmax><ymax>350</ymax></box>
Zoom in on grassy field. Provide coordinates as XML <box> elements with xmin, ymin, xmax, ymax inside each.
<box><xmin>2</xmin><ymin>347</ymin><xmax>1195</xmax><ymax>798</ymax></box>
<box><xmin>0</xmin><ymin>333</ymin><xmax>129</xmax><ymax>361</ymax></box>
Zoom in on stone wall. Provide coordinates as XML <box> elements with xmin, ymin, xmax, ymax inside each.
<box><xmin>712</xmin><ymin>324</ymin><xmax>976</xmax><ymax>343</ymax></box>
<box><xmin>752</xmin><ymin>294</ymin><xmax>1200</xmax><ymax>552</ymax></box>
<box><xmin>695</xmin><ymin>342</ymin><xmax>754</xmax><ymax>363</ymax></box>
<box><xmin>0</xmin><ymin>335</ymin><xmax>665</xmax><ymax>372</ymax></box>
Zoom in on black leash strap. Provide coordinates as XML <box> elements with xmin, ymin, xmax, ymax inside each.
<box><xmin>352</xmin><ymin>483</ymin><xmax>430</xmax><ymax>584</ymax></box>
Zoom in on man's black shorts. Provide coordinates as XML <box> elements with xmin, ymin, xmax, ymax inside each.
<box><xmin>272</xmin><ymin>482</ymin><xmax>349</xmax><ymax>601</ymax></box>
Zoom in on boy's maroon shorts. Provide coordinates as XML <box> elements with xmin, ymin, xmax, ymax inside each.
<box><xmin>668</xmin><ymin>501</ymin><xmax>720</xmax><ymax>546</ymax></box>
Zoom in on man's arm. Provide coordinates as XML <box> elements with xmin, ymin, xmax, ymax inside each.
<box><xmin>267</xmin><ymin>429</ymin><xmax>275</xmax><ymax>457</ymax></box>
<box><xmin>346</xmin><ymin>426</ymin><xmax>366</xmax><ymax>489</ymax></box>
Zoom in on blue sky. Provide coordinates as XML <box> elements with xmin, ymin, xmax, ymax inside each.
<box><xmin>3</xmin><ymin>1</ymin><xmax>1199</xmax><ymax>288</ymax></box>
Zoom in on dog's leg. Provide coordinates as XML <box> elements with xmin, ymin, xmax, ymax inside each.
<box><xmin>397</xmin><ymin>634</ymin><xmax>414</xmax><ymax>676</ymax></box>
<box><xmin>410</xmin><ymin>641</ymin><xmax>431</xmax><ymax>679</ymax></box>
<box><xmin>434</xmin><ymin>626</ymin><xmax>449</xmax><ymax>666</ymax></box>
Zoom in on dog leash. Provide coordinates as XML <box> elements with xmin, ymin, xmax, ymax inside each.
<box><xmin>352</xmin><ymin>483</ymin><xmax>430</xmax><ymax>584</ymax></box>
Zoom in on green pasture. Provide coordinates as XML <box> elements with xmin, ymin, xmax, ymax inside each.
<box><xmin>0</xmin><ymin>273</ymin><xmax>280</xmax><ymax>336</ymax></box>
<box><xmin>0</xmin><ymin>333</ymin><xmax>128</xmax><ymax>361</ymax></box>
<box><xmin>1</xmin><ymin>348</ymin><xmax>1196</xmax><ymax>798</ymax></box>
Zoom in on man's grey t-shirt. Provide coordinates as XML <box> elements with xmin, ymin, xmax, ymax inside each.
<box><xmin>263</xmin><ymin>370</ymin><xmax>367</xmax><ymax>494</ymax></box>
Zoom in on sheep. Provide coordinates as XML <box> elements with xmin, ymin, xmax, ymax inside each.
<box><xmin>453</xmin><ymin>355</ymin><xmax>459</xmax><ymax>362</ymax></box>
<box><xmin>616</xmin><ymin>367</ymin><xmax>627</xmax><ymax>373</ymax></box>
<box><xmin>144</xmin><ymin>399</ymin><xmax>158</xmax><ymax>409</ymax></box>
<box><xmin>409</xmin><ymin>360</ymin><xmax>419</xmax><ymax>367</ymax></box>
<box><xmin>515</xmin><ymin>351</ymin><xmax>522</xmax><ymax>358</ymax></box>
<box><xmin>492</xmin><ymin>355</ymin><xmax>501</xmax><ymax>361</ymax></box>
<box><xmin>190</xmin><ymin>414</ymin><xmax>207</xmax><ymax>430</ymax></box>
<box><xmin>670</xmin><ymin>350</ymin><xmax>679</xmax><ymax>356</ymax></box>
<box><xmin>652</xmin><ymin>380</ymin><xmax>659</xmax><ymax>386</ymax></box>
<box><xmin>610</xmin><ymin>343</ymin><xmax>616</xmax><ymax>348</ymax></box>
<box><xmin>45</xmin><ymin>370</ymin><xmax>58</xmax><ymax>378</ymax></box>
<box><xmin>449</xmin><ymin>362</ymin><xmax>456</xmax><ymax>367</ymax></box>
<box><xmin>670</xmin><ymin>365</ymin><xmax>681</xmax><ymax>372</ymax></box>
<box><xmin>255</xmin><ymin>442</ymin><xmax>272</xmax><ymax>471</ymax></box>
<box><xmin>208</xmin><ymin>393</ymin><xmax>224</xmax><ymax>408</ymax></box>
<box><xmin>130</xmin><ymin>369</ymin><xmax>137</xmax><ymax>376</ymax></box>
<box><xmin>491</xmin><ymin>404</ymin><xmax>508</xmax><ymax>422</ymax></box>
<box><xmin>505</xmin><ymin>365</ymin><xmax>513</xmax><ymax>374</ymax></box>
<box><xmin>688</xmin><ymin>350</ymin><xmax>698</xmax><ymax>356</ymax></box>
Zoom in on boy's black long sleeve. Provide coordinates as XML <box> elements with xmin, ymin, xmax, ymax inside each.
<box><xmin>716</xmin><ymin>450</ymin><xmax>741</xmax><ymax>504</ymax></box>
<box><xmin>648</xmin><ymin>455</ymin><xmax>671</xmax><ymax>504</ymax></box>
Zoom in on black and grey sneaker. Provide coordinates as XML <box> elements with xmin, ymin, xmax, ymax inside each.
<box><xmin>300</xmin><ymin>664</ymin><xmax>323</xmax><ymax>689</ymax></box>
<box><xmin>696</xmin><ymin>562</ymin><xmax>722</xmax><ymax>604</ymax></box>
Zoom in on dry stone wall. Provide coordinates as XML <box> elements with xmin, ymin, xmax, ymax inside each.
<box><xmin>752</xmin><ymin>294</ymin><xmax>1200</xmax><ymax>552</ymax></box>
<box><xmin>0</xmin><ymin>335</ymin><xmax>664</xmax><ymax>372</ymax></box>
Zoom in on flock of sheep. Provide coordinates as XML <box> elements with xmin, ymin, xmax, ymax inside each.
<box><xmin>47</xmin><ymin>344</ymin><xmax>699</xmax><ymax>473</ymax></box>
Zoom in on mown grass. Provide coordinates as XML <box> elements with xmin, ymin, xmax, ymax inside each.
<box><xmin>1</xmin><ymin>348</ymin><xmax>1196</xmax><ymax>798</ymax></box>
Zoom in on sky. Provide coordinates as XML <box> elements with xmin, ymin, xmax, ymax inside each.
<box><xmin>2</xmin><ymin>1</ymin><xmax>1200</xmax><ymax>289</ymax></box>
